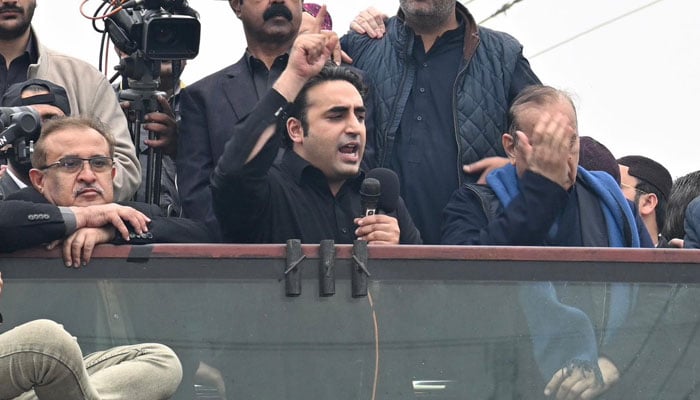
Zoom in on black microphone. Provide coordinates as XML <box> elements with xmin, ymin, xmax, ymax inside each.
<box><xmin>366</xmin><ymin>168</ymin><xmax>400</xmax><ymax>213</ymax></box>
<box><xmin>360</xmin><ymin>177</ymin><xmax>380</xmax><ymax>216</ymax></box>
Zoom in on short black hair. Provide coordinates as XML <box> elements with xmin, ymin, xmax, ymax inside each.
<box><xmin>663</xmin><ymin>171</ymin><xmax>700</xmax><ymax>240</ymax></box>
<box><xmin>283</xmin><ymin>63</ymin><xmax>367</xmax><ymax>148</ymax></box>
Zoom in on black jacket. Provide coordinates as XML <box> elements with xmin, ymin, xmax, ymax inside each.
<box><xmin>176</xmin><ymin>55</ymin><xmax>263</xmax><ymax>239</ymax></box>
<box><xmin>0</xmin><ymin>187</ymin><xmax>214</xmax><ymax>253</ymax></box>
<box><xmin>0</xmin><ymin>172</ymin><xmax>21</xmax><ymax>200</ymax></box>
<box><xmin>211</xmin><ymin>89</ymin><xmax>422</xmax><ymax>245</ymax></box>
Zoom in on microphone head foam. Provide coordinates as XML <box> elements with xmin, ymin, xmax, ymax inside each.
<box><xmin>360</xmin><ymin>177</ymin><xmax>381</xmax><ymax>197</ymax></box>
<box><xmin>366</xmin><ymin>168</ymin><xmax>400</xmax><ymax>213</ymax></box>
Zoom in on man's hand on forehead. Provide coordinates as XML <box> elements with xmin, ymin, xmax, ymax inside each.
<box><xmin>516</xmin><ymin>111</ymin><xmax>577</xmax><ymax>189</ymax></box>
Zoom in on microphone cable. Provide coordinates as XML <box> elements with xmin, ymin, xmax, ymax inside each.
<box><xmin>367</xmin><ymin>290</ymin><xmax>379</xmax><ymax>400</ymax></box>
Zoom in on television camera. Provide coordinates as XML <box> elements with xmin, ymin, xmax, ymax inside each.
<box><xmin>104</xmin><ymin>0</ymin><xmax>200</xmax><ymax>204</ymax></box>
<box><xmin>0</xmin><ymin>107</ymin><xmax>42</xmax><ymax>165</ymax></box>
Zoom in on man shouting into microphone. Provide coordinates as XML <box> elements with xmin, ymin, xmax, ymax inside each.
<box><xmin>212</xmin><ymin>32</ymin><xmax>421</xmax><ymax>244</ymax></box>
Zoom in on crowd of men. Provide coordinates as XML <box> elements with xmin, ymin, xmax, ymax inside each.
<box><xmin>1</xmin><ymin>0</ymin><xmax>700</xmax><ymax>399</ymax></box>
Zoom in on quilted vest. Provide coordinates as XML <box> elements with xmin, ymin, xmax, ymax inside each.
<box><xmin>343</xmin><ymin>3</ymin><xmax>525</xmax><ymax>185</ymax></box>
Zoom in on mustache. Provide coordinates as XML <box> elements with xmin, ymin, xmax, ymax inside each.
<box><xmin>0</xmin><ymin>5</ymin><xmax>23</xmax><ymax>13</ymax></box>
<box><xmin>262</xmin><ymin>3</ymin><xmax>293</xmax><ymax>22</ymax></box>
<box><xmin>75</xmin><ymin>185</ymin><xmax>104</xmax><ymax>197</ymax></box>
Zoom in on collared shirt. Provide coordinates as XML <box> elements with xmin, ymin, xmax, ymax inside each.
<box><xmin>259</xmin><ymin>150</ymin><xmax>367</xmax><ymax>244</ymax></box>
<box><xmin>245</xmin><ymin>51</ymin><xmax>289</xmax><ymax>100</ymax></box>
<box><xmin>211</xmin><ymin>89</ymin><xmax>422</xmax><ymax>244</ymax></box>
<box><xmin>0</xmin><ymin>32</ymin><xmax>38</xmax><ymax>99</ymax></box>
<box><xmin>5</xmin><ymin>167</ymin><xmax>27</xmax><ymax>190</ymax></box>
<box><xmin>391</xmin><ymin>19</ymin><xmax>465</xmax><ymax>245</ymax></box>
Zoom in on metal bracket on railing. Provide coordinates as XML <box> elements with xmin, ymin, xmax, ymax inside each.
<box><xmin>285</xmin><ymin>239</ymin><xmax>305</xmax><ymax>297</ymax></box>
<box><xmin>351</xmin><ymin>240</ymin><xmax>370</xmax><ymax>298</ymax></box>
<box><xmin>319</xmin><ymin>240</ymin><xmax>336</xmax><ymax>297</ymax></box>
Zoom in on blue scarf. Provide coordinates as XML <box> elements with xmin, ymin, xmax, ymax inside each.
<box><xmin>487</xmin><ymin>164</ymin><xmax>641</xmax><ymax>381</ymax></box>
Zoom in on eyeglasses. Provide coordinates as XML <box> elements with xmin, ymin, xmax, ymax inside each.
<box><xmin>621</xmin><ymin>182</ymin><xmax>648</xmax><ymax>195</ymax></box>
<box><xmin>39</xmin><ymin>156</ymin><xmax>114</xmax><ymax>173</ymax></box>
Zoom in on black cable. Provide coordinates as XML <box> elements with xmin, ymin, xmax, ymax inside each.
<box><xmin>99</xmin><ymin>30</ymin><xmax>109</xmax><ymax>73</ymax></box>
<box><xmin>92</xmin><ymin>0</ymin><xmax>112</xmax><ymax>33</ymax></box>
<box><xmin>91</xmin><ymin>1</ymin><xmax>114</xmax><ymax>72</ymax></box>
<box><xmin>529</xmin><ymin>0</ymin><xmax>665</xmax><ymax>59</ymax></box>
<box><xmin>479</xmin><ymin>0</ymin><xmax>524</xmax><ymax>24</ymax></box>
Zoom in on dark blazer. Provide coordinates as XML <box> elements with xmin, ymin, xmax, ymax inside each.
<box><xmin>176</xmin><ymin>56</ymin><xmax>259</xmax><ymax>240</ymax></box>
<box><xmin>0</xmin><ymin>173</ymin><xmax>21</xmax><ymax>200</ymax></box>
<box><xmin>1</xmin><ymin>187</ymin><xmax>214</xmax><ymax>253</ymax></box>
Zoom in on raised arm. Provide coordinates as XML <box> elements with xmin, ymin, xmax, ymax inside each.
<box><xmin>211</xmin><ymin>33</ymin><xmax>338</xmax><ymax>241</ymax></box>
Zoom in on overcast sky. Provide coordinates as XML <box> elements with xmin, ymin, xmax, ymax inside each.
<box><xmin>35</xmin><ymin>0</ymin><xmax>699</xmax><ymax>178</ymax></box>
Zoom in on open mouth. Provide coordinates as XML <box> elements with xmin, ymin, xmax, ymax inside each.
<box><xmin>338</xmin><ymin>143</ymin><xmax>360</xmax><ymax>162</ymax></box>
<box><xmin>339</xmin><ymin>143</ymin><xmax>358</xmax><ymax>154</ymax></box>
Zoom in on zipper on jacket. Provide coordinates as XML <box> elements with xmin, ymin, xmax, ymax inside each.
<box><xmin>383</xmin><ymin>35</ymin><xmax>413</xmax><ymax>168</ymax></box>
<box><xmin>453</xmin><ymin>34</ymin><xmax>479</xmax><ymax>186</ymax></box>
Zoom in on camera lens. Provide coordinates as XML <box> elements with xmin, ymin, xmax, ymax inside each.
<box><xmin>153</xmin><ymin>27</ymin><xmax>177</xmax><ymax>45</ymax></box>
<box><xmin>143</xmin><ymin>14</ymin><xmax>200</xmax><ymax>60</ymax></box>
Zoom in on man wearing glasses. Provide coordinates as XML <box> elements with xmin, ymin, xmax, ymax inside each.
<box><xmin>617</xmin><ymin>155</ymin><xmax>673</xmax><ymax>247</ymax></box>
<box><xmin>0</xmin><ymin>116</ymin><xmax>213</xmax><ymax>266</ymax></box>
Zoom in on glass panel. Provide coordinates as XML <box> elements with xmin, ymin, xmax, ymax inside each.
<box><xmin>2</xmin><ymin>249</ymin><xmax>700</xmax><ymax>399</ymax></box>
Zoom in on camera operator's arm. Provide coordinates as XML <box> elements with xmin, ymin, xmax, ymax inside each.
<box><xmin>125</xmin><ymin>95</ymin><xmax>179</xmax><ymax>158</ymax></box>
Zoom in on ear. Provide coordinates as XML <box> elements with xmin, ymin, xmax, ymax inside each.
<box><xmin>638</xmin><ymin>192</ymin><xmax>658</xmax><ymax>217</ymax></box>
<box><xmin>28</xmin><ymin>168</ymin><xmax>46</xmax><ymax>193</ymax></box>
<box><xmin>287</xmin><ymin>117</ymin><xmax>304</xmax><ymax>146</ymax></box>
<box><xmin>229</xmin><ymin>0</ymin><xmax>242</xmax><ymax>17</ymax></box>
<box><xmin>111</xmin><ymin>165</ymin><xmax>116</xmax><ymax>180</ymax></box>
<box><xmin>502</xmin><ymin>133</ymin><xmax>516</xmax><ymax>163</ymax></box>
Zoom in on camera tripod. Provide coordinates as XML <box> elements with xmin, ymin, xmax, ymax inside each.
<box><xmin>116</xmin><ymin>51</ymin><xmax>174</xmax><ymax>206</ymax></box>
<box><xmin>119</xmin><ymin>85</ymin><xmax>165</xmax><ymax>205</ymax></box>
